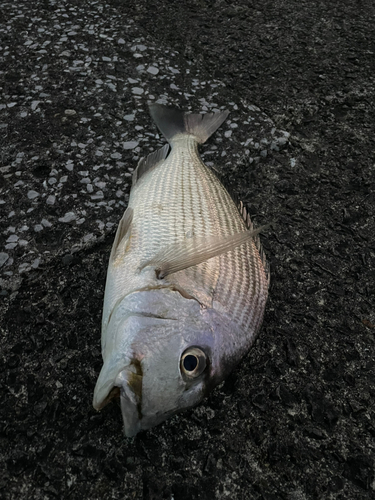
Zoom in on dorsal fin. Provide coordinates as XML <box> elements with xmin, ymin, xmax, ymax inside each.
<box><xmin>238</xmin><ymin>200</ymin><xmax>270</xmax><ymax>287</ymax></box>
<box><xmin>132</xmin><ymin>144</ymin><xmax>170</xmax><ymax>187</ymax></box>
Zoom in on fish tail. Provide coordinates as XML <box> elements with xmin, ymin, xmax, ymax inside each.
<box><xmin>149</xmin><ymin>103</ymin><xmax>229</xmax><ymax>145</ymax></box>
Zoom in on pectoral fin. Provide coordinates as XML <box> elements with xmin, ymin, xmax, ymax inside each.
<box><xmin>140</xmin><ymin>225</ymin><xmax>269</xmax><ymax>279</ymax></box>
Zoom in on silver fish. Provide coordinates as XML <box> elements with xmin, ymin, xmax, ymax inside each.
<box><xmin>93</xmin><ymin>104</ymin><xmax>269</xmax><ymax>437</ymax></box>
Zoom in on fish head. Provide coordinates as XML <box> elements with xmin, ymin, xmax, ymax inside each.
<box><xmin>93</xmin><ymin>288</ymin><xmax>239</xmax><ymax>437</ymax></box>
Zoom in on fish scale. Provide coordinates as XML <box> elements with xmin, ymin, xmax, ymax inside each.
<box><xmin>128</xmin><ymin>134</ymin><xmax>267</xmax><ymax>336</ymax></box>
<box><xmin>94</xmin><ymin>104</ymin><xmax>270</xmax><ymax>437</ymax></box>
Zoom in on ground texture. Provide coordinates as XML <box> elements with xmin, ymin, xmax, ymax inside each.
<box><xmin>1</xmin><ymin>0</ymin><xmax>374</xmax><ymax>499</ymax></box>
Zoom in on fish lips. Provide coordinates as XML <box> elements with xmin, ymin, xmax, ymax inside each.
<box><xmin>93</xmin><ymin>360</ymin><xmax>144</xmax><ymax>437</ymax></box>
<box><xmin>116</xmin><ymin>369</ymin><xmax>143</xmax><ymax>438</ymax></box>
<box><xmin>92</xmin><ymin>355</ymin><xmax>130</xmax><ymax>411</ymax></box>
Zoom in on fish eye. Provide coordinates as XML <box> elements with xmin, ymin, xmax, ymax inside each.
<box><xmin>183</xmin><ymin>355</ymin><xmax>198</xmax><ymax>371</ymax></box>
<box><xmin>180</xmin><ymin>347</ymin><xmax>207</xmax><ymax>378</ymax></box>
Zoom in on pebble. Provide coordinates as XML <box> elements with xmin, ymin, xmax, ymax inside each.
<box><xmin>132</xmin><ymin>87</ymin><xmax>144</xmax><ymax>95</ymax></box>
<box><xmin>58</xmin><ymin>212</ymin><xmax>76</xmax><ymax>223</ymax></box>
<box><xmin>123</xmin><ymin>141</ymin><xmax>139</xmax><ymax>150</ymax></box>
<box><xmin>19</xmin><ymin>263</ymin><xmax>31</xmax><ymax>273</ymax></box>
<box><xmin>41</xmin><ymin>219</ymin><xmax>52</xmax><ymax>227</ymax></box>
<box><xmin>131</xmin><ymin>44</ymin><xmax>147</xmax><ymax>52</ymax></box>
<box><xmin>5</xmin><ymin>243</ymin><xmax>17</xmax><ymax>250</ymax></box>
<box><xmin>31</xmin><ymin>258</ymin><xmax>40</xmax><ymax>269</ymax></box>
<box><xmin>147</xmin><ymin>66</ymin><xmax>159</xmax><ymax>75</ymax></box>
<box><xmin>0</xmin><ymin>253</ymin><xmax>9</xmax><ymax>267</ymax></box>
<box><xmin>27</xmin><ymin>190</ymin><xmax>39</xmax><ymax>200</ymax></box>
<box><xmin>83</xmin><ymin>233</ymin><xmax>94</xmax><ymax>243</ymax></box>
<box><xmin>91</xmin><ymin>191</ymin><xmax>104</xmax><ymax>200</ymax></box>
<box><xmin>277</xmin><ymin>137</ymin><xmax>288</xmax><ymax>146</ymax></box>
<box><xmin>6</xmin><ymin>234</ymin><xmax>19</xmax><ymax>243</ymax></box>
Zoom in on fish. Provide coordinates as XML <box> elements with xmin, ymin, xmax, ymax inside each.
<box><xmin>93</xmin><ymin>103</ymin><xmax>270</xmax><ymax>437</ymax></box>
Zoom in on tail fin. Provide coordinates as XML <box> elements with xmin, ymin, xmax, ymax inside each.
<box><xmin>149</xmin><ymin>104</ymin><xmax>229</xmax><ymax>145</ymax></box>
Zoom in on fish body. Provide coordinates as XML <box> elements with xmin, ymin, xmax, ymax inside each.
<box><xmin>93</xmin><ymin>104</ymin><xmax>269</xmax><ymax>436</ymax></box>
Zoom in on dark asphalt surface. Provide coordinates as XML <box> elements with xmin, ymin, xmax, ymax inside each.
<box><xmin>1</xmin><ymin>1</ymin><xmax>374</xmax><ymax>499</ymax></box>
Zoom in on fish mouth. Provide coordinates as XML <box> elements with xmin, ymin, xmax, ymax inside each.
<box><xmin>93</xmin><ymin>359</ymin><xmax>144</xmax><ymax>438</ymax></box>
<box><xmin>93</xmin><ymin>354</ymin><xmax>142</xmax><ymax>405</ymax></box>
<box><xmin>115</xmin><ymin>364</ymin><xmax>143</xmax><ymax>438</ymax></box>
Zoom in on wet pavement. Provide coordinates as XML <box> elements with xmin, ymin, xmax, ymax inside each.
<box><xmin>1</xmin><ymin>1</ymin><xmax>374</xmax><ymax>499</ymax></box>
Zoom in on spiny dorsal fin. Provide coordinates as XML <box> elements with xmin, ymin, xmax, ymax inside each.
<box><xmin>238</xmin><ymin>200</ymin><xmax>270</xmax><ymax>287</ymax></box>
<box><xmin>191</xmin><ymin>165</ymin><xmax>270</xmax><ymax>288</ymax></box>
<box><xmin>110</xmin><ymin>207</ymin><xmax>133</xmax><ymax>263</ymax></box>
<box><xmin>139</xmin><ymin>225</ymin><xmax>269</xmax><ymax>279</ymax></box>
<box><xmin>149</xmin><ymin>104</ymin><xmax>229</xmax><ymax>145</ymax></box>
<box><xmin>132</xmin><ymin>144</ymin><xmax>170</xmax><ymax>188</ymax></box>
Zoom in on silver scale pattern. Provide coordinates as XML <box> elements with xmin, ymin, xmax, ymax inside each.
<box><xmin>129</xmin><ymin>136</ymin><xmax>269</xmax><ymax>338</ymax></box>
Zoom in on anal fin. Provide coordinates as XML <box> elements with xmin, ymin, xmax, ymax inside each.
<box><xmin>132</xmin><ymin>144</ymin><xmax>169</xmax><ymax>187</ymax></box>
